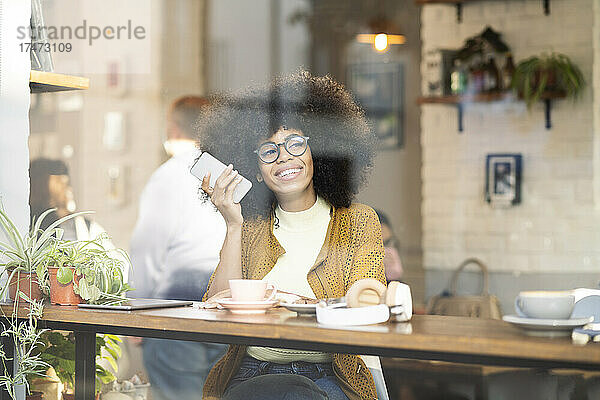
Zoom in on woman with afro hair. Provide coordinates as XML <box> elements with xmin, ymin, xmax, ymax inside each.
<box><xmin>198</xmin><ymin>71</ymin><xmax>386</xmax><ymax>400</ymax></box>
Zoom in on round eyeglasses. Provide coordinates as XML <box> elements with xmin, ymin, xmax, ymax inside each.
<box><xmin>254</xmin><ymin>134</ymin><xmax>310</xmax><ymax>164</ymax></box>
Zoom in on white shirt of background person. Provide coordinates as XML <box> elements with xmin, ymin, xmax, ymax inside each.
<box><xmin>129</xmin><ymin>139</ymin><xmax>226</xmax><ymax>299</ymax></box>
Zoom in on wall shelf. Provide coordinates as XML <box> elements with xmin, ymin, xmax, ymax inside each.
<box><xmin>418</xmin><ymin>91</ymin><xmax>514</xmax><ymax>104</ymax></box>
<box><xmin>30</xmin><ymin>71</ymin><xmax>90</xmax><ymax>93</ymax></box>
<box><xmin>415</xmin><ymin>0</ymin><xmax>550</xmax><ymax>23</ymax></box>
<box><xmin>418</xmin><ymin>91</ymin><xmax>566</xmax><ymax>132</ymax></box>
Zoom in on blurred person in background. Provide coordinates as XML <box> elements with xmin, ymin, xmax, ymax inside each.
<box><xmin>129</xmin><ymin>96</ymin><xmax>227</xmax><ymax>400</ymax></box>
<box><xmin>374</xmin><ymin>209</ymin><xmax>404</xmax><ymax>283</ymax></box>
<box><xmin>30</xmin><ymin>158</ymin><xmax>106</xmax><ymax>242</ymax></box>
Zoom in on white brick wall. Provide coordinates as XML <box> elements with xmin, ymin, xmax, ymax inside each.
<box><xmin>421</xmin><ymin>0</ymin><xmax>600</xmax><ymax>273</ymax></box>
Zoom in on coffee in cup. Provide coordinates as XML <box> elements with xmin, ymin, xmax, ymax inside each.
<box><xmin>515</xmin><ymin>290</ymin><xmax>575</xmax><ymax>319</ymax></box>
<box><xmin>229</xmin><ymin>279</ymin><xmax>277</xmax><ymax>302</ymax></box>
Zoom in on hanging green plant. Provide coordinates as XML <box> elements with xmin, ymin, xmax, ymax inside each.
<box><xmin>511</xmin><ymin>52</ymin><xmax>585</xmax><ymax>109</ymax></box>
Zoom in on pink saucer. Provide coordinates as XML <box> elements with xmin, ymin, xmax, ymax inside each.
<box><xmin>215</xmin><ymin>298</ymin><xmax>279</xmax><ymax>314</ymax></box>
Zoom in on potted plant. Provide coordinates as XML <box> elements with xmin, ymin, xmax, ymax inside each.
<box><xmin>45</xmin><ymin>242</ymin><xmax>86</xmax><ymax>306</ymax></box>
<box><xmin>31</xmin><ymin>331</ymin><xmax>121</xmax><ymax>399</ymax></box>
<box><xmin>511</xmin><ymin>52</ymin><xmax>585</xmax><ymax>109</ymax></box>
<box><xmin>0</xmin><ymin>207</ymin><xmax>88</xmax><ymax>399</ymax></box>
<box><xmin>1</xmin><ymin>206</ymin><xmax>131</xmax><ymax>398</ymax></box>
<box><xmin>45</xmin><ymin>234</ymin><xmax>131</xmax><ymax>306</ymax></box>
<box><xmin>0</xmin><ymin>208</ymin><xmax>89</xmax><ymax>302</ymax></box>
<box><xmin>0</xmin><ymin>298</ymin><xmax>49</xmax><ymax>400</ymax></box>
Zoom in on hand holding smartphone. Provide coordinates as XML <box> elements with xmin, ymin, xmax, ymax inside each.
<box><xmin>190</xmin><ymin>152</ymin><xmax>252</xmax><ymax>203</ymax></box>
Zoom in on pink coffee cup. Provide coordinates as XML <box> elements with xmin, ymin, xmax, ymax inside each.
<box><xmin>229</xmin><ymin>279</ymin><xmax>277</xmax><ymax>302</ymax></box>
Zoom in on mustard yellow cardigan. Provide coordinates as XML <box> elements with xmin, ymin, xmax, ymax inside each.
<box><xmin>202</xmin><ymin>203</ymin><xmax>386</xmax><ymax>400</ymax></box>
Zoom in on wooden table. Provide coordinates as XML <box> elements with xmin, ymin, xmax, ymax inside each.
<box><xmin>2</xmin><ymin>303</ymin><xmax>599</xmax><ymax>400</ymax></box>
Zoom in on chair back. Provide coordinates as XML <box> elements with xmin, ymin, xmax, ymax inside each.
<box><xmin>363</xmin><ymin>355</ymin><xmax>389</xmax><ymax>400</ymax></box>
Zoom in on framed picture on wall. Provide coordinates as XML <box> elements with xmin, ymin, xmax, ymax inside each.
<box><xmin>485</xmin><ymin>154</ymin><xmax>522</xmax><ymax>208</ymax></box>
<box><xmin>347</xmin><ymin>62</ymin><xmax>404</xmax><ymax>149</ymax></box>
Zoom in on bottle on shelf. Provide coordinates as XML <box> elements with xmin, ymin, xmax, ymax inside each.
<box><xmin>483</xmin><ymin>54</ymin><xmax>500</xmax><ymax>92</ymax></box>
<box><xmin>468</xmin><ymin>53</ymin><xmax>484</xmax><ymax>94</ymax></box>
<box><xmin>502</xmin><ymin>53</ymin><xmax>516</xmax><ymax>91</ymax></box>
<box><xmin>450</xmin><ymin>59</ymin><xmax>467</xmax><ymax>95</ymax></box>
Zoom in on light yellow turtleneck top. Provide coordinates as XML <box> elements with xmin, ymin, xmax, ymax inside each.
<box><xmin>246</xmin><ymin>195</ymin><xmax>332</xmax><ymax>363</ymax></box>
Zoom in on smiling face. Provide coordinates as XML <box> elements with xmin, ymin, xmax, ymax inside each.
<box><xmin>257</xmin><ymin>128</ymin><xmax>316</xmax><ymax>211</ymax></box>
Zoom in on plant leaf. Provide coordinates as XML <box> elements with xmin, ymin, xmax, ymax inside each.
<box><xmin>56</xmin><ymin>267</ymin><xmax>73</xmax><ymax>285</ymax></box>
<box><xmin>102</xmin><ymin>348</ymin><xmax>119</xmax><ymax>370</ymax></box>
<box><xmin>31</xmin><ymin>209</ymin><xmax>56</xmax><ymax>239</ymax></box>
<box><xmin>75</xmin><ymin>278</ymin><xmax>89</xmax><ymax>298</ymax></box>
<box><xmin>105</xmin><ymin>340</ymin><xmax>122</xmax><ymax>359</ymax></box>
<box><xmin>105</xmin><ymin>334</ymin><xmax>122</xmax><ymax>343</ymax></box>
<box><xmin>32</xmin><ymin>211</ymin><xmax>93</xmax><ymax>254</ymax></box>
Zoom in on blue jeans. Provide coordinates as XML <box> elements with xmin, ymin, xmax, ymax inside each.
<box><xmin>222</xmin><ymin>356</ymin><xmax>350</xmax><ymax>400</ymax></box>
<box><xmin>143</xmin><ymin>338</ymin><xmax>226</xmax><ymax>400</ymax></box>
<box><xmin>142</xmin><ymin>270</ymin><xmax>226</xmax><ymax>400</ymax></box>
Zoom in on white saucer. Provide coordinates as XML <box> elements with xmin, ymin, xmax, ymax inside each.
<box><xmin>281</xmin><ymin>302</ymin><xmax>317</xmax><ymax>315</ymax></box>
<box><xmin>503</xmin><ymin>314</ymin><xmax>594</xmax><ymax>337</ymax></box>
<box><xmin>215</xmin><ymin>298</ymin><xmax>279</xmax><ymax>314</ymax></box>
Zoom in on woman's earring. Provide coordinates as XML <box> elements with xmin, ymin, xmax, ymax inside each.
<box><xmin>256</xmin><ymin>174</ymin><xmax>263</xmax><ymax>183</ymax></box>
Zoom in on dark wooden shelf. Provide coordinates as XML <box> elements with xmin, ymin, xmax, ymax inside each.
<box><xmin>415</xmin><ymin>0</ymin><xmax>551</xmax><ymax>22</ymax></box>
<box><xmin>415</xmin><ymin>0</ymin><xmax>476</xmax><ymax>4</ymax></box>
<box><xmin>418</xmin><ymin>90</ymin><xmax>565</xmax><ymax>105</ymax></box>
<box><xmin>418</xmin><ymin>91</ymin><xmax>511</xmax><ymax>104</ymax></box>
<box><xmin>30</xmin><ymin>71</ymin><xmax>90</xmax><ymax>93</ymax></box>
<box><xmin>418</xmin><ymin>91</ymin><xmax>566</xmax><ymax>132</ymax></box>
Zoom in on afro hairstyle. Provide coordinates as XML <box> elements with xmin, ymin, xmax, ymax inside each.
<box><xmin>195</xmin><ymin>70</ymin><xmax>377</xmax><ymax>219</ymax></box>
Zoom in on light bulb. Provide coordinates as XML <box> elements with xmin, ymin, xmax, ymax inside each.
<box><xmin>374</xmin><ymin>33</ymin><xmax>388</xmax><ymax>52</ymax></box>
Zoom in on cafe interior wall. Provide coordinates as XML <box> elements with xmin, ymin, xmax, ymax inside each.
<box><xmin>421</xmin><ymin>0</ymin><xmax>600</xmax><ymax>313</ymax></box>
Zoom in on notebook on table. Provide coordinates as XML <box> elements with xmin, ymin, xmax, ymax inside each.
<box><xmin>77</xmin><ymin>298</ymin><xmax>193</xmax><ymax>311</ymax></box>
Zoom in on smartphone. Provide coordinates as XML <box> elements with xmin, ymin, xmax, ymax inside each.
<box><xmin>190</xmin><ymin>152</ymin><xmax>252</xmax><ymax>203</ymax></box>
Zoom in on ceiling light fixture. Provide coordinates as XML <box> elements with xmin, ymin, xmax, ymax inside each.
<box><xmin>355</xmin><ymin>16</ymin><xmax>405</xmax><ymax>53</ymax></box>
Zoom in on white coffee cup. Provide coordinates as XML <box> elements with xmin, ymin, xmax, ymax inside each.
<box><xmin>229</xmin><ymin>279</ymin><xmax>277</xmax><ymax>302</ymax></box>
<box><xmin>515</xmin><ymin>290</ymin><xmax>575</xmax><ymax>319</ymax></box>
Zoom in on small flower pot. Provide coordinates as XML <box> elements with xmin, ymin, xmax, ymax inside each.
<box><xmin>7</xmin><ymin>266</ymin><xmax>44</xmax><ymax>302</ymax></box>
<box><xmin>48</xmin><ymin>266</ymin><xmax>83</xmax><ymax>305</ymax></box>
